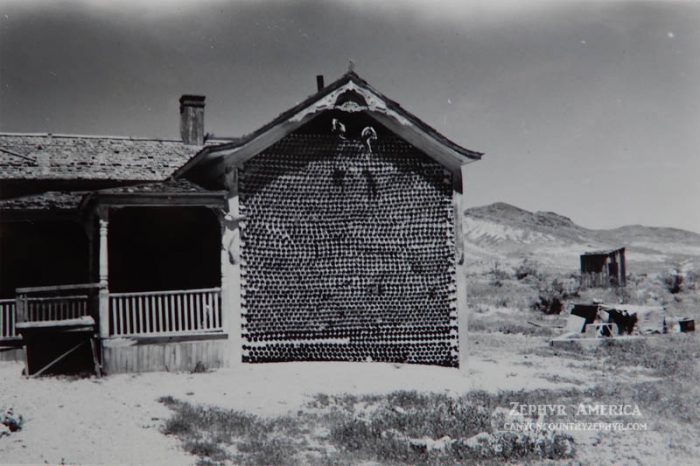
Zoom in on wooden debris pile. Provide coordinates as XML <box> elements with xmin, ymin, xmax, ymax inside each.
<box><xmin>553</xmin><ymin>302</ymin><xmax>695</xmax><ymax>346</ymax></box>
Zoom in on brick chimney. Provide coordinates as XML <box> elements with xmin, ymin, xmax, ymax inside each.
<box><xmin>179</xmin><ymin>95</ymin><xmax>205</xmax><ymax>145</ymax></box>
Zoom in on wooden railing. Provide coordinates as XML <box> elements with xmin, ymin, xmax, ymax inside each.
<box><xmin>0</xmin><ymin>286</ymin><xmax>223</xmax><ymax>340</ymax></box>
<box><xmin>0</xmin><ymin>299</ymin><xmax>18</xmax><ymax>340</ymax></box>
<box><xmin>109</xmin><ymin>287</ymin><xmax>222</xmax><ymax>337</ymax></box>
<box><xmin>22</xmin><ymin>295</ymin><xmax>90</xmax><ymax>322</ymax></box>
<box><xmin>15</xmin><ymin>283</ymin><xmax>99</xmax><ymax>324</ymax></box>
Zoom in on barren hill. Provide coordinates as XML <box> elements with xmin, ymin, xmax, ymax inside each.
<box><xmin>463</xmin><ymin>202</ymin><xmax>700</xmax><ymax>274</ymax></box>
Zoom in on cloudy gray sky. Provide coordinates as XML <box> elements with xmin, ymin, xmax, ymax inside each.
<box><xmin>1</xmin><ymin>0</ymin><xmax>698</xmax><ymax>232</ymax></box>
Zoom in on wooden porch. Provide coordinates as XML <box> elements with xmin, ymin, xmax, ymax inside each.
<box><xmin>0</xmin><ymin>284</ymin><xmax>225</xmax><ymax>374</ymax></box>
<box><xmin>6</xmin><ymin>284</ymin><xmax>223</xmax><ymax>337</ymax></box>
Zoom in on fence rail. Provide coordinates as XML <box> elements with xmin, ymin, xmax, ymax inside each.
<box><xmin>109</xmin><ymin>288</ymin><xmax>222</xmax><ymax>337</ymax></box>
<box><xmin>0</xmin><ymin>299</ymin><xmax>18</xmax><ymax>340</ymax></box>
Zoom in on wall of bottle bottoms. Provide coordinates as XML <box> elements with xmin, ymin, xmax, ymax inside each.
<box><xmin>239</xmin><ymin>133</ymin><xmax>459</xmax><ymax>366</ymax></box>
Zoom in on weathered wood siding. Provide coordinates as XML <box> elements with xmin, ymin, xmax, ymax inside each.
<box><xmin>102</xmin><ymin>337</ymin><xmax>227</xmax><ymax>373</ymax></box>
<box><xmin>0</xmin><ymin>346</ymin><xmax>23</xmax><ymax>362</ymax></box>
<box><xmin>580</xmin><ymin>248</ymin><xmax>626</xmax><ymax>289</ymax></box>
<box><xmin>238</xmin><ymin>131</ymin><xmax>457</xmax><ymax>366</ymax></box>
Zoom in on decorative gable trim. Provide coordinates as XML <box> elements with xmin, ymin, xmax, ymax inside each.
<box><xmin>175</xmin><ymin>72</ymin><xmax>482</xmax><ymax>187</ymax></box>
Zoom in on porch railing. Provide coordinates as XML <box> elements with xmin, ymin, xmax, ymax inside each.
<box><xmin>0</xmin><ymin>299</ymin><xmax>18</xmax><ymax>340</ymax></box>
<box><xmin>109</xmin><ymin>287</ymin><xmax>222</xmax><ymax>337</ymax></box>
<box><xmin>0</xmin><ymin>286</ymin><xmax>223</xmax><ymax>340</ymax></box>
<box><xmin>15</xmin><ymin>283</ymin><xmax>98</xmax><ymax>324</ymax></box>
<box><xmin>22</xmin><ymin>295</ymin><xmax>91</xmax><ymax>322</ymax></box>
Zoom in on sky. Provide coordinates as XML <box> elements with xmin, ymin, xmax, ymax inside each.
<box><xmin>1</xmin><ymin>0</ymin><xmax>699</xmax><ymax>232</ymax></box>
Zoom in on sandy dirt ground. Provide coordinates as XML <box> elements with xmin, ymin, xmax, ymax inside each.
<box><xmin>0</xmin><ymin>334</ymin><xmax>629</xmax><ymax>466</ymax></box>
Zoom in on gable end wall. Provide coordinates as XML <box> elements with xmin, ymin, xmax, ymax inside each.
<box><xmin>237</xmin><ymin>132</ymin><xmax>458</xmax><ymax>366</ymax></box>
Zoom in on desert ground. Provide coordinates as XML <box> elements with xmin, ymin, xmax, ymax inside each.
<box><xmin>2</xmin><ymin>203</ymin><xmax>700</xmax><ymax>465</ymax></box>
<box><xmin>1</xmin><ymin>330</ymin><xmax>698</xmax><ymax>465</ymax></box>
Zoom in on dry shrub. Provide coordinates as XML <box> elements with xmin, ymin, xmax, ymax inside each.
<box><xmin>594</xmin><ymin>335</ymin><xmax>700</xmax><ymax>378</ymax></box>
<box><xmin>328</xmin><ymin>390</ymin><xmax>574</xmax><ymax>464</ymax></box>
<box><xmin>532</xmin><ymin>278</ymin><xmax>578</xmax><ymax>315</ymax></box>
<box><xmin>661</xmin><ymin>268</ymin><xmax>684</xmax><ymax>294</ymax></box>
<box><xmin>488</xmin><ymin>261</ymin><xmax>510</xmax><ymax>288</ymax></box>
<box><xmin>660</xmin><ymin>265</ymin><xmax>697</xmax><ymax>294</ymax></box>
<box><xmin>159</xmin><ymin>391</ymin><xmax>576</xmax><ymax>465</ymax></box>
<box><xmin>514</xmin><ymin>259</ymin><xmax>542</xmax><ymax>281</ymax></box>
<box><xmin>159</xmin><ymin>397</ymin><xmax>305</xmax><ymax>465</ymax></box>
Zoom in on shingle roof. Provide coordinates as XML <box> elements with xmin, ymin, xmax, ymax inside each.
<box><xmin>0</xmin><ymin>133</ymin><xmax>202</xmax><ymax>181</ymax></box>
<box><xmin>0</xmin><ymin>191</ymin><xmax>86</xmax><ymax>211</ymax></box>
<box><xmin>0</xmin><ymin>180</ymin><xmax>221</xmax><ymax>212</ymax></box>
<box><xmin>94</xmin><ymin>178</ymin><xmax>209</xmax><ymax>195</ymax></box>
<box><xmin>78</xmin><ymin>178</ymin><xmax>227</xmax><ymax>210</ymax></box>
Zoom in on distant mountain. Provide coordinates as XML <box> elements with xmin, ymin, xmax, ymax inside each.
<box><xmin>463</xmin><ymin>202</ymin><xmax>700</xmax><ymax>274</ymax></box>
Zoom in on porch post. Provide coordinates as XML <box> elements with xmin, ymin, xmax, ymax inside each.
<box><xmin>97</xmin><ymin>213</ymin><xmax>110</xmax><ymax>339</ymax></box>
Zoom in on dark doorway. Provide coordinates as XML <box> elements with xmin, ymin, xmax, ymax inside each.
<box><xmin>108</xmin><ymin>207</ymin><xmax>220</xmax><ymax>293</ymax></box>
